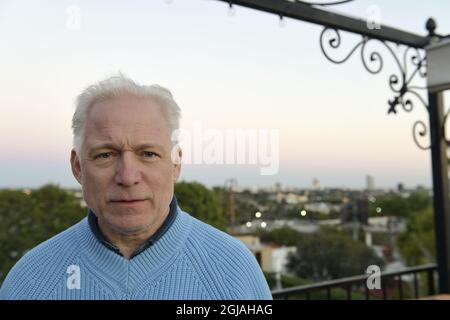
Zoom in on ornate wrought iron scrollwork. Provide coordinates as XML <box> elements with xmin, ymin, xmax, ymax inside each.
<box><xmin>413</xmin><ymin>120</ymin><xmax>431</xmax><ymax>150</ymax></box>
<box><xmin>319</xmin><ymin>27</ymin><xmax>430</xmax><ymax>149</ymax></box>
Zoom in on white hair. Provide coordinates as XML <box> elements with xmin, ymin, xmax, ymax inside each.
<box><xmin>71</xmin><ymin>73</ymin><xmax>181</xmax><ymax>153</ymax></box>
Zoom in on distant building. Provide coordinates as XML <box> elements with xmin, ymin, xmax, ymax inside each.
<box><xmin>249</xmin><ymin>186</ymin><xmax>258</xmax><ymax>194</ymax></box>
<box><xmin>366</xmin><ymin>175</ymin><xmax>375</xmax><ymax>191</ymax></box>
<box><xmin>273</xmin><ymin>192</ymin><xmax>309</xmax><ymax>204</ymax></box>
<box><xmin>341</xmin><ymin>198</ymin><xmax>369</xmax><ymax>225</ymax></box>
<box><xmin>270</xmin><ymin>246</ymin><xmax>297</xmax><ymax>275</ymax></box>
<box><xmin>364</xmin><ymin>216</ymin><xmax>406</xmax><ymax>233</ymax></box>
<box><xmin>275</xmin><ymin>182</ymin><xmax>282</xmax><ymax>192</ymax></box>
<box><xmin>416</xmin><ymin>185</ymin><xmax>426</xmax><ymax>191</ymax></box>
<box><xmin>397</xmin><ymin>183</ymin><xmax>405</xmax><ymax>193</ymax></box>
<box><xmin>304</xmin><ymin>202</ymin><xmax>341</xmax><ymax>215</ymax></box>
<box><xmin>312</xmin><ymin>178</ymin><xmax>320</xmax><ymax>190</ymax></box>
<box><xmin>234</xmin><ymin>234</ymin><xmax>296</xmax><ymax>275</ymax></box>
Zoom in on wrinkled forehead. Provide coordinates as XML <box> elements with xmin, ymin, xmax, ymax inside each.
<box><xmin>84</xmin><ymin>97</ymin><xmax>172</xmax><ymax>148</ymax></box>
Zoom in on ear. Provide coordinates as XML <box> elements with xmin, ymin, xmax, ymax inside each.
<box><xmin>172</xmin><ymin>146</ymin><xmax>182</xmax><ymax>182</ymax></box>
<box><xmin>70</xmin><ymin>149</ymin><xmax>82</xmax><ymax>184</ymax></box>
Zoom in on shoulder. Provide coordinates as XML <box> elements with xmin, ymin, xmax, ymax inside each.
<box><xmin>0</xmin><ymin>219</ymin><xmax>84</xmax><ymax>300</ymax></box>
<box><xmin>181</xmin><ymin>212</ymin><xmax>272</xmax><ymax>299</ymax></box>
<box><xmin>183</xmin><ymin>212</ymin><xmax>255</xmax><ymax>263</ymax></box>
<box><xmin>187</xmin><ymin>213</ymin><xmax>246</xmax><ymax>249</ymax></box>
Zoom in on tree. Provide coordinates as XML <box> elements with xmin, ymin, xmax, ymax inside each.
<box><xmin>407</xmin><ymin>192</ymin><xmax>431</xmax><ymax>213</ymax></box>
<box><xmin>287</xmin><ymin>229</ymin><xmax>384</xmax><ymax>282</ymax></box>
<box><xmin>175</xmin><ymin>181</ymin><xmax>227</xmax><ymax>231</ymax></box>
<box><xmin>371</xmin><ymin>195</ymin><xmax>409</xmax><ymax>217</ymax></box>
<box><xmin>397</xmin><ymin>206</ymin><xmax>435</xmax><ymax>265</ymax></box>
<box><xmin>259</xmin><ymin>226</ymin><xmax>301</xmax><ymax>247</ymax></box>
<box><xmin>0</xmin><ymin>185</ymin><xmax>86</xmax><ymax>284</ymax></box>
<box><xmin>370</xmin><ymin>191</ymin><xmax>431</xmax><ymax>218</ymax></box>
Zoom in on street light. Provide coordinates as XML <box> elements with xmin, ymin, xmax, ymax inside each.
<box><xmin>255</xmin><ymin>211</ymin><xmax>262</xmax><ymax>218</ymax></box>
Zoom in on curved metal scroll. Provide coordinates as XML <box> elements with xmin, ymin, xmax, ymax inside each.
<box><xmin>319</xmin><ymin>27</ymin><xmax>430</xmax><ymax>150</ymax></box>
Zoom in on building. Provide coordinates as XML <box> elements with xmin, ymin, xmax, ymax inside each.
<box><xmin>366</xmin><ymin>175</ymin><xmax>375</xmax><ymax>191</ymax></box>
<box><xmin>234</xmin><ymin>234</ymin><xmax>296</xmax><ymax>275</ymax></box>
<box><xmin>312</xmin><ymin>178</ymin><xmax>320</xmax><ymax>190</ymax></box>
<box><xmin>341</xmin><ymin>198</ymin><xmax>369</xmax><ymax>225</ymax></box>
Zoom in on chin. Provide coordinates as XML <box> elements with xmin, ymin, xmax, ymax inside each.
<box><xmin>114</xmin><ymin>218</ymin><xmax>154</xmax><ymax>235</ymax></box>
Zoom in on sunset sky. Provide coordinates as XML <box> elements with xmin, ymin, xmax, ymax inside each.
<box><xmin>0</xmin><ymin>0</ymin><xmax>449</xmax><ymax>189</ymax></box>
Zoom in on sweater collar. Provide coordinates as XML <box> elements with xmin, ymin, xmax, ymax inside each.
<box><xmin>87</xmin><ymin>196</ymin><xmax>178</xmax><ymax>259</ymax></box>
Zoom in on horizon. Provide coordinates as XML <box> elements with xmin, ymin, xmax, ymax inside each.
<box><xmin>0</xmin><ymin>179</ymin><xmax>431</xmax><ymax>192</ymax></box>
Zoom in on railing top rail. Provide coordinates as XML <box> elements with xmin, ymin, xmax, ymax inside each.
<box><xmin>271</xmin><ymin>263</ymin><xmax>437</xmax><ymax>297</ymax></box>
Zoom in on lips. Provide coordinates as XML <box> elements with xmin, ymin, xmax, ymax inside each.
<box><xmin>110</xmin><ymin>198</ymin><xmax>148</xmax><ymax>204</ymax></box>
<box><xmin>111</xmin><ymin>199</ymin><xmax>145</xmax><ymax>203</ymax></box>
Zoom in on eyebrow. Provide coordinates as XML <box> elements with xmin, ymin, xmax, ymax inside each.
<box><xmin>89</xmin><ymin>142</ymin><xmax>165</xmax><ymax>152</ymax></box>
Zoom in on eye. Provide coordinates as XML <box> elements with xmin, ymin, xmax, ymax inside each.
<box><xmin>143</xmin><ymin>151</ymin><xmax>158</xmax><ymax>158</ymax></box>
<box><xmin>95</xmin><ymin>152</ymin><xmax>113</xmax><ymax>160</ymax></box>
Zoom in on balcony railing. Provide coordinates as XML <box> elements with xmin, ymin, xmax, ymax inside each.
<box><xmin>271</xmin><ymin>264</ymin><xmax>437</xmax><ymax>300</ymax></box>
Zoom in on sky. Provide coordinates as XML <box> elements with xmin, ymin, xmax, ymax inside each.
<box><xmin>0</xmin><ymin>0</ymin><xmax>450</xmax><ymax>190</ymax></box>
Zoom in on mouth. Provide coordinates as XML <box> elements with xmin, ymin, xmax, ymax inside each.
<box><xmin>110</xmin><ymin>199</ymin><xmax>147</xmax><ymax>205</ymax></box>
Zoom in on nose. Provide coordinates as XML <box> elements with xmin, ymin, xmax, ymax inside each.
<box><xmin>115</xmin><ymin>151</ymin><xmax>142</xmax><ymax>187</ymax></box>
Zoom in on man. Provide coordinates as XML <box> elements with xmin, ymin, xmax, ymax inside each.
<box><xmin>0</xmin><ymin>74</ymin><xmax>272</xmax><ymax>300</ymax></box>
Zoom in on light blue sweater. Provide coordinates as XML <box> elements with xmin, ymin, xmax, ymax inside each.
<box><xmin>0</xmin><ymin>205</ymin><xmax>272</xmax><ymax>300</ymax></box>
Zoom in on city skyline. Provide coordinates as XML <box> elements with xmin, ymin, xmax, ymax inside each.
<box><xmin>1</xmin><ymin>175</ymin><xmax>430</xmax><ymax>192</ymax></box>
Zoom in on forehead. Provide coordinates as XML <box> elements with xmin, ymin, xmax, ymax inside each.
<box><xmin>84</xmin><ymin>96</ymin><xmax>171</xmax><ymax>147</ymax></box>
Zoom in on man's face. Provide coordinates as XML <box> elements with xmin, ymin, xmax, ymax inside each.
<box><xmin>70</xmin><ymin>96</ymin><xmax>181</xmax><ymax>235</ymax></box>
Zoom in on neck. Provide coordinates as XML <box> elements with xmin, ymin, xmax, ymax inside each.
<box><xmin>98</xmin><ymin>207</ymin><xmax>170</xmax><ymax>259</ymax></box>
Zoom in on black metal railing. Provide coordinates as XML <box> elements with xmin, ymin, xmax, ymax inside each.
<box><xmin>271</xmin><ymin>264</ymin><xmax>437</xmax><ymax>300</ymax></box>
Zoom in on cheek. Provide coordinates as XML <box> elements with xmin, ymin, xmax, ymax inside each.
<box><xmin>146</xmin><ymin>171</ymin><xmax>169</xmax><ymax>189</ymax></box>
<box><xmin>81</xmin><ymin>166</ymin><xmax>113</xmax><ymax>198</ymax></box>
<box><xmin>144</xmin><ymin>165</ymin><xmax>175</xmax><ymax>194</ymax></box>
<box><xmin>149</xmin><ymin>163</ymin><xmax>174</xmax><ymax>184</ymax></box>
